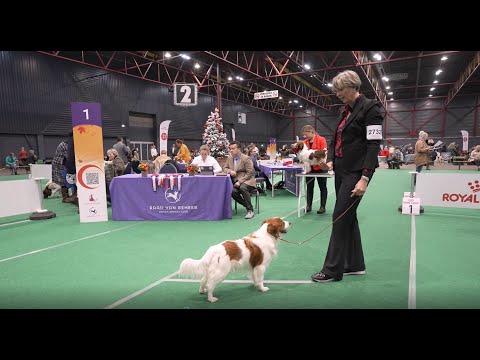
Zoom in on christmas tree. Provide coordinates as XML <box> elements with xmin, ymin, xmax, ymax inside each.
<box><xmin>202</xmin><ymin>108</ymin><xmax>230</xmax><ymax>158</ymax></box>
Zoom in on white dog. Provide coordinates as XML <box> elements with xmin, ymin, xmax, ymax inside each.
<box><xmin>178</xmin><ymin>217</ymin><xmax>290</xmax><ymax>303</ymax></box>
<box><xmin>294</xmin><ymin>141</ymin><xmax>328</xmax><ymax>174</ymax></box>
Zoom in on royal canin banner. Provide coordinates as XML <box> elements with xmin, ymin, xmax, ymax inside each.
<box><xmin>415</xmin><ymin>173</ymin><xmax>480</xmax><ymax>209</ymax></box>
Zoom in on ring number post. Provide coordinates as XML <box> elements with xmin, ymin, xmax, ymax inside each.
<box><xmin>402</xmin><ymin>196</ymin><xmax>421</xmax><ymax>215</ymax></box>
<box><xmin>174</xmin><ymin>83</ymin><xmax>198</xmax><ymax>107</ymax></box>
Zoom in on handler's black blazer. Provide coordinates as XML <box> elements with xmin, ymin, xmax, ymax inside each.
<box><xmin>327</xmin><ymin>95</ymin><xmax>384</xmax><ymax>172</ymax></box>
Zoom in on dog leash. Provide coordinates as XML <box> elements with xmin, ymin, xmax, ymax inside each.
<box><xmin>279</xmin><ymin>195</ymin><xmax>361</xmax><ymax>245</ymax></box>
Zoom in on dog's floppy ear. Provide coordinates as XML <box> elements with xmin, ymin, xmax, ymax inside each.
<box><xmin>296</xmin><ymin>141</ymin><xmax>304</xmax><ymax>149</ymax></box>
<box><xmin>265</xmin><ymin>217</ymin><xmax>285</xmax><ymax>238</ymax></box>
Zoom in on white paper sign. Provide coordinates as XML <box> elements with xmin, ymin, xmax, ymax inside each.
<box><xmin>366</xmin><ymin>125</ymin><xmax>382</xmax><ymax>140</ymax></box>
<box><xmin>402</xmin><ymin>196</ymin><xmax>421</xmax><ymax>215</ymax></box>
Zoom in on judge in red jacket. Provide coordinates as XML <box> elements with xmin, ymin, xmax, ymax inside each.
<box><xmin>292</xmin><ymin>125</ymin><xmax>328</xmax><ymax>214</ymax></box>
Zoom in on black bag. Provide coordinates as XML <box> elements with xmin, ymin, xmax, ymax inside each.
<box><xmin>273</xmin><ymin>180</ymin><xmax>285</xmax><ymax>189</ymax></box>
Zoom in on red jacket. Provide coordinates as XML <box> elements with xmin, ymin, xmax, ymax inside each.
<box><xmin>294</xmin><ymin>134</ymin><xmax>327</xmax><ymax>171</ymax></box>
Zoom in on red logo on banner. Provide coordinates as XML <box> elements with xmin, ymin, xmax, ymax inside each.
<box><xmin>161</xmin><ymin>133</ymin><xmax>167</xmax><ymax>140</ymax></box>
<box><xmin>442</xmin><ymin>179</ymin><xmax>480</xmax><ymax>203</ymax></box>
<box><xmin>468</xmin><ymin>180</ymin><xmax>480</xmax><ymax>193</ymax></box>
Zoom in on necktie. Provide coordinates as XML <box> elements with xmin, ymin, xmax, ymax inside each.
<box><xmin>335</xmin><ymin>105</ymin><xmax>351</xmax><ymax>157</ymax></box>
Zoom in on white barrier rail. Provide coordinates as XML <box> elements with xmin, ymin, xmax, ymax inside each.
<box><xmin>415</xmin><ymin>173</ymin><xmax>480</xmax><ymax>209</ymax></box>
<box><xmin>29</xmin><ymin>164</ymin><xmax>52</xmax><ymax>180</ymax></box>
<box><xmin>0</xmin><ymin>179</ymin><xmax>42</xmax><ymax>217</ymax></box>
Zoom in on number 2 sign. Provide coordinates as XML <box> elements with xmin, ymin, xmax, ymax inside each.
<box><xmin>174</xmin><ymin>83</ymin><xmax>198</xmax><ymax>107</ymax></box>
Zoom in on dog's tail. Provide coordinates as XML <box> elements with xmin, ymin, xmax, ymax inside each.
<box><xmin>178</xmin><ymin>258</ymin><xmax>206</xmax><ymax>278</ymax></box>
<box><xmin>178</xmin><ymin>248</ymin><xmax>219</xmax><ymax>278</ymax></box>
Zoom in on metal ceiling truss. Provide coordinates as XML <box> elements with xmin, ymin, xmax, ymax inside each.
<box><xmin>203</xmin><ymin>51</ymin><xmax>335</xmax><ymax>112</ymax></box>
<box><xmin>38</xmin><ymin>50</ymin><xmax>306</xmax><ymax>118</ymax></box>
<box><xmin>352</xmin><ymin>51</ymin><xmax>387</xmax><ymax>111</ymax></box>
<box><xmin>444</xmin><ymin>51</ymin><xmax>480</xmax><ymax>107</ymax></box>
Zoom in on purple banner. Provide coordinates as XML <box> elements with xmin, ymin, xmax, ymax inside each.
<box><xmin>71</xmin><ymin>102</ymin><xmax>102</xmax><ymax>127</ymax></box>
<box><xmin>285</xmin><ymin>168</ymin><xmax>301</xmax><ymax>196</ymax></box>
<box><xmin>110</xmin><ymin>174</ymin><xmax>233</xmax><ymax>221</ymax></box>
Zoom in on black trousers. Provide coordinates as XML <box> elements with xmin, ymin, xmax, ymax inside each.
<box><xmin>306</xmin><ymin>169</ymin><xmax>328</xmax><ymax>208</ymax></box>
<box><xmin>231</xmin><ymin>183</ymin><xmax>256</xmax><ymax>212</ymax></box>
<box><xmin>321</xmin><ymin>158</ymin><xmax>371</xmax><ymax>280</ymax></box>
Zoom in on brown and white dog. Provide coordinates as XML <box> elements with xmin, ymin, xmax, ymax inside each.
<box><xmin>42</xmin><ymin>180</ymin><xmax>62</xmax><ymax>199</ymax></box>
<box><xmin>178</xmin><ymin>217</ymin><xmax>290</xmax><ymax>303</ymax></box>
<box><xmin>295</xmin><ymin>141</ymin><xmax>328</xmax><ymax>174</ymax></box>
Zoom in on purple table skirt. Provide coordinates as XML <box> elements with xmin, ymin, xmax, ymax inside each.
<box><xmin>110</xmin><ymin>174</ymin><xmax>233</xmax><ymax>221</ymax></box>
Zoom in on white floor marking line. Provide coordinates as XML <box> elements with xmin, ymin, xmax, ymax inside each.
<box><xmin>408</xmin><ymin>214</ymin><xmax>417</xmax><ymax>309</ymax></box>
<box><xmin>104</xmin><ymin>198</ymin><xmax>329</xmax><ymax>309</ymax></box>
<box><xmin>0</xmin><ymin>220</ymin><xmax>31</xmax><ymax>227</ymax></box>
<box><xmin>104</xmin><ymin>271</ymin><xmax>180</xmax><ymax>309</ymax></box>
<box><xmin>165</xmin><ymin>279</ymin><xmax>313</xmax><ymax>284</ymax></box>
<box><xmin>0</xmin><ymin>224</ymin><xmax>138</xmax><ymax>264</ymax></box>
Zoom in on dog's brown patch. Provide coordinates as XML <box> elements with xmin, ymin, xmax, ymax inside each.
<box><xmin>312</xmin><ymin>150</ymin><xmax>326</xmax><ymax>161</ymax></box>
<box><xmin>222</xmin><ymin>241</ymin><xmax>242</xmax><ymax>261</ymax></box>
<box><xmin>243</xmin><ymin>239</ymin><xmax>263</xmax><ymax>268</ymax></box>
<box><xmin>262</xmin><ymin>217</ymin><xmax>285</xmax><ymax>238</ymax></box>
<box><xmin>296</xmin><ymin>141</ymin><xmax>305</xmax><ymax>150</ymax></box>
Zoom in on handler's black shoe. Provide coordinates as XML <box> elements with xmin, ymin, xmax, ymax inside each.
<box><xmin>311</xmin><ymin>272</ymin><xmax>339</xmax><ymax>283</ymax></box>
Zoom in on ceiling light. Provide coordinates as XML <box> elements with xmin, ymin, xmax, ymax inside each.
<box><xmin>299</xmin><ymin>105</ymin><xmax>303</xmax><ymax>108</ymax></box>
<box><xmin>373</xmin><ymin>53</ymin><xmax>382</xmax><ymax>60</ymax></box>
<box><xmin>430</xmin><ymin>87</ymin><xmax>435</xmax><ymax>91</ymax></box>
<box><xmin>288</xmin><ymin>100</ymin><xmax>292</xmax><ymax>104</ymax></box>
<box><xmin>194</xmin><ymin>63</ymin><xmax>200</xmax><ymax>69</ymax></box>
<box><xmin>382</xmin><ymin>77</ymin><xmax>389</xmax><ymax>82</ymax></box>
<box><xmin>386</xmin><ymin>86</ymin><xmax>391</xmax><ymax>90</ymax></box>
<box><xmin>441</xmin><ymin>56</ymin><xmax>448</xmax><ymax>61</ymax></box>
<box><xmin>433</xmin><ymin>80</ymin><xmax>438</xmax><ymax>84</ymax></box>
<box><xmin>435</xmin><ymin>69</ymin><xmax>442</xmax><ymax>75</ymax></box>
<box><xmin>164</xmin><ymin>52</ymin><xmax>171</xmax><ymax>58</ymax></box>
<box><xmin>279</xmin><ymin>96</ymin><xmax>283</xmax><ymax>100</ymax></box>
<box><xmin>228</xmin><ymin>76</ymin><xmax>232</xmax><ymax>81</ymax></box>
<box><xmin>327</xmin><ymin>83</ymin><xmax>332</xmax><ymax>87</ymax></box>
<box><xmin>388</xmin><ymin>92</ymin><xmax>393</xmax><ymax>95</ymax></box>
<box><xmin>293</xmin><ymin>100</ymin><xmax>298</xmax><ymax>103</ymax></box>
<box><xmin>429</xmin><ymin>94</ymin><xmax>433</xmax><ymax>97</ymax></box>
<box><xmin>180</xmin><ymin>54</ymin><xmax>191</xmax><ymax>60</ymax></box>
<box><xmin>304</xmin><ymin>64</ymin><xmax>311</xmax><ymax>70</ymax></box>
<box><xmin>121</xmin><ymin>124</ymin><xmax>126</xmax><ymax>128</ymax></box>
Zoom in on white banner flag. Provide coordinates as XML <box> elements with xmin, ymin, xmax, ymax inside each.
<box><xmin>159</xmin><ymin>120</ymin><xmax>172</xmax><ymax>154</ymax></box>
<box><xmin>461</xmin><ymin>130</ymin><xmax>469</xmax><ymax>153</ymax></box>
<box><xmin>231</xmin><ymin>128</ymin><xmax>236</xmax><ymax>141</ymax></box>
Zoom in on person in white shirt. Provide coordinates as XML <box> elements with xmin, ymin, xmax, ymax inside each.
<box><xmin>150</xmin><ymin>145</ymin><xmax>158</xmax><ymax>160</ymax></box>
<box><xmin>191</xmin><ymin>145</ymin><xmax>222</xmax><ymax>174</ymax></box>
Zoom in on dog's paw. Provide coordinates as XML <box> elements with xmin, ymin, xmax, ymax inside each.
<box><xmin>258</xmin><ymin>286</ymin><xmax>269</xmax><ymax>292</ymax></box>
<box><xmin>208</xmin><ymin>296</ymin><xmax>219</xmax><ymax>303</ymax></box>
<box><xmin>199</xmin><ymin>288</ymin><xmax>207</xmax><ymax>294</ymax></box>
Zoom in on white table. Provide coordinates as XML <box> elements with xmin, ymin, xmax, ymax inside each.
<box><xmin>296</xmin><ymin>172</ymin><xmax>334</xmax><ymax>217</ymax></box>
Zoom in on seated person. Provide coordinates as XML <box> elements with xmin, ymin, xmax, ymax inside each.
<box><xmin>469</xmin><ymin>145</ymin><xmax>480</xmax><ymax>169</ymax></box>
<box><xmin>26</xmin><ymin>150</ymin><xmax>38</xmax><ymax>165</ymax></box>
<box><xmin>248</xmin><ymin>147</ymin><xmax>272</xmax><ymax>190</ymax></box>
<box><xmin>224</xmin><ymin>141</ymin><xmax>257</xmax><ymax>220</ymax></box>
<box><xmin>18</xmin><ymin>147</ymin><xmax>28</xmax><ymax>166</ymax></box>
<box><xmin>154</xmin><ymin>150</ymin><xmax>172</xmax><ymax>173</ymax></box>
<box><xmin>6</xmin><ymin>152</ymin><xmax>18</xmax><ymax>175</ymax></box>
<box><xmin>191</xmin><ymin>145</ymin><xmax>222</xmax><ymax>174</ymax></box>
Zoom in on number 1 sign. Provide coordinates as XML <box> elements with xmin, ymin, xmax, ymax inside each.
<box><xmin>174</xmin><ymin>83</ymin><xmax>198</xmax><ymax>107</ymax></box>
